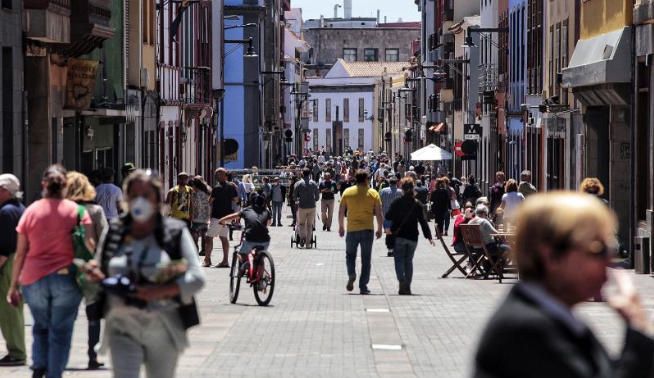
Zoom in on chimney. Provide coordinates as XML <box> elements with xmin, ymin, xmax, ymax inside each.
<box><xmin>320</xmin><ymin>15</ymin><xmax>324</xmax><ymax>27</ymax></box>
<box><xmin>377</xmin><ymin>9</ymin><xmax>380</xmax><ymax>24</ymax></box>
<box><xmin>384</xmin><ymin>16</ymin><xmax>387</xmax><ymax>24</ymax></box>
<box><xmin>344</xmin><ymin>0</ymin><xmax>352</xmax><ymax>19</ymax></box>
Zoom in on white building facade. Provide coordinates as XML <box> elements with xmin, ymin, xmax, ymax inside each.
<box><xmin>307</xmin><ymin>82</ymin><xmax>375</xmax><ymax>154</ymax></box>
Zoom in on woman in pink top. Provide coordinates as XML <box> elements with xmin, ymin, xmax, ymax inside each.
<box><xmin>7</xmin><ymin>165</ymin><xmax>94</xmax><ymax>378</ymax></box>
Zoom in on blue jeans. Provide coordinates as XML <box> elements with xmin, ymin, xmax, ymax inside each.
<box><xmin>271</xmin><ymin>201</ymin><xmax>283</xmax><ymax>224</ymax></box>
<box><xmin>393</xmin><ymin>237</ymin><xmax>417</xmax><ymax>285</ymax></box>
<box><xmin>22</xmin><ymin>271</ymin><xmax>82</xmax><ymax>378</ymax></box>
<box><xmin>345</xmin><ymin>230</ymin><xmax>374</xmax><ymax>290</ymax></box>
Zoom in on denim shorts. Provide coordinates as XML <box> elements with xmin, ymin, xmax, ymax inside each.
<box><xmin>238</xmin><ymin>241</ymin><xmax>270</xmax><ymax>255</ymax></box>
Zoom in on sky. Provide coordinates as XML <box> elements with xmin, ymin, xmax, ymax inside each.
<box><xmin>291</xmin><ymin>0</ymin><xmax>420</xmax><ymax>23</ymax></box>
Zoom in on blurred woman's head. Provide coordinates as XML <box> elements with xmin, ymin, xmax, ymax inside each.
<box><xmin>123</xmin><ymin>170</ymin><xmax>163</xmax><ymax>223</ymax></box>
<box><xmin>400</xmin><ymin>177</ymin><xmax>415</xmax><ymax>196</ymax></box>
<box><xmin>504</xmin><ymin>179</ymin><xmax>518</xmax><ymax>193</ymax></box>
<box><xmin>514</xmin><ymin>192</ymin><xmax>617</xmax><ymax>306</ymax></box>
<box><xmin>65</xmin><ymin>171</ymin><xmax>96</xmax><ymax>203</ymax></box>
<box><xmin>42</xmin><ymin>164</ymin><xmax>68</xmax><ymax>199</ymax></box>
<box><xmin>580</xmin><ymin>177</ymin><xmax>604</xmax><ymax>196</ymax></box>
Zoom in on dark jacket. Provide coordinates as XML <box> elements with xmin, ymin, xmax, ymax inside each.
<box><xmin>463</xmin><ymin>184</ymin><xmax>482</xmax><ymax>204</ymax></box>
<box><xmin>430</xmin><ymin>188</ymin><xmax>451</xmax><ymax>215</ymax></box>
<box><xmin>385</xmin><ymin>196</ymin><xmax>432</xmax><ymax>242</ymax></box>
<box><xmin>474</xmin><ymin>283</ymin><xmax>654</xmax><ymax>378</ymax></box>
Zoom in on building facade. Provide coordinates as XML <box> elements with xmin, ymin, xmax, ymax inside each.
<box><xmin>0</xmin><ymin>0</ymin><xmax>24</xmax><ymax>184</ymax></box>
<box><xmin>307</xmin><ymin>60</ymin><xmax>405</xmax><ymax>157</ymax></box>
<box><xmin>303</xmin><ymin>20</ymin><xmax>420</xmax><ymax>77</ymax></box>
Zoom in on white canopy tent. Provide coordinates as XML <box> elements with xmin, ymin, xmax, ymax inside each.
<box><xmin>410</xmin><ymin>144</ymin><xmax>453</xmax><ymax>161</ymax></box>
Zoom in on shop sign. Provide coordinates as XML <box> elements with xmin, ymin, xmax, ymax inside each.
<box><xmin>65</xmin><ymin>59</ymin><xmax>99</xmax><ymax>110</ymax></box>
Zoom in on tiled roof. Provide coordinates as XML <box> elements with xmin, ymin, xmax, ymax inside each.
<box><xmin>336</xmin><ymin>59</ymin><xmax>407</xmax><ymax>78</ymax></box>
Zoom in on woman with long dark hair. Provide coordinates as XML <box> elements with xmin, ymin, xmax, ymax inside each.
<box><xmin>385</xmin><ymin>177</ymin><xmax>434</xmax><ymax>295</ymax></box>
<box><xmin>430</xmin><ymin>177</ymin><xmax>451</xmax><ymax>237</ymax></box>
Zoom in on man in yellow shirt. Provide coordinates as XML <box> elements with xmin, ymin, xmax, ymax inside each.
<box><xmin>166</xmin><ymin>172</ymin><xmax>192</xmax><ymax>227</ymax></box>
<box><xmin>338</xmin><ymin>169</ymin><xmax>383</xmax><ymax>295</ymax></box>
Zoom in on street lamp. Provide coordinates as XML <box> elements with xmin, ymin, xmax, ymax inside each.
<box><xmin>290</xmin><ymin>85</ymin><xmax>310</xmax><ymax>157</ymax></box>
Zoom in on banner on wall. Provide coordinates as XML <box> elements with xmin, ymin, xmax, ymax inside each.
<box><xmin>65</xmin><ymin>59</ymin><xmax>99</xmax><ymax>110</ymax></box>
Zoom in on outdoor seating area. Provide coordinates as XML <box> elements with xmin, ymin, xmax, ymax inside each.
<box><xmin>439</xmin><ymin>224</ymin><xmax>518</xmax><ymax>283</ymax></box>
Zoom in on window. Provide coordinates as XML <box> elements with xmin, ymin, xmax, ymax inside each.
<box><xmin>343</xmin><ymin>128</ymin><xmax>350</xmax><ymax>149</ymax></box>
<box><xmin>343</xmin><ymin>98</ymin><xmax>350</xmax><ymax>122</ymax></box>
<box><xmin>143</xmin><ymin>0</ymin><xmax>155</xmax><ymax>44</ymax></box>
<box><xmin>385</xmin><ymin>48</ymin><xmax>399</xmax><ymax>62</ymax></box>
<box><xmin>363</xmin><ymin>48</ymin><xmax>378</xmax><ymax>62</ymax></box>
<box><xmin>358</xmin><ymin>129</ymin><xmax>364</xmax><ymax>149</ymax></box>
<box><xmin>312</xmin><ymin>100</ymin><xmax>319</xmax><ymax>122</ymax></box>
<box><xmin>325</xmin><ymin>98</ymin><xmax>331</xmax><ymax>122</ymax></box>
<box><xmin>326</xmin><ymin>128</ymin><xmax>332</xmax><ymax>153</ymax></box>
<box><xmin>343</xmin><ymin>48</ymin><xmax>357</xmax><ymax>62</ymax></box>
<box><xmin>358</xmin><ymin>98</ymin><xmax>365</xmax><ymax>122</ymax></box>
<box><xmin>313</xmin><ymin>128</ymin><xmax>319</xmax><ymax>151</ymax></box>
<box><xmin>1</xmin><ymin>0</ymin><xmax>11</xmax><ymax>9</ymax></box>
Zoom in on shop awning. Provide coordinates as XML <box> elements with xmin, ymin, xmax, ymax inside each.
<box><xmin>410</xmin><ymin>144</ymin><xmax>452</xmax><ymax>161</ymax></box>
<box><xmin>561</xmin><ymin>27</ymin><xmax>632</xmax><ymax>106</ymax></box>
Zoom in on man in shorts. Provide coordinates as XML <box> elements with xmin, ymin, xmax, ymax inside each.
<box><xmin>207</xmin><ymin>168</ymin><xmax>239</xmax><ymax>267</ymax></box>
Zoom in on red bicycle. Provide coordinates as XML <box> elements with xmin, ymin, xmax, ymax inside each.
<box><xmin>229</xmin><ymin>242</ymin><xmax>275</xmax><ymax>306</ymax></box>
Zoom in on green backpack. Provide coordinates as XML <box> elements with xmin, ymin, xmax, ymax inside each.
<box><xmin>72</xmin><ymin>205</ymin><xmax>99</xmax><ymax>301</ymax></box>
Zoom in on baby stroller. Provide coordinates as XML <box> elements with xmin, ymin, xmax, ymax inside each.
<box><xmin>290</xmin><ymin>210</ymin><xmax>317</xmax><ymax>249</ymax></box>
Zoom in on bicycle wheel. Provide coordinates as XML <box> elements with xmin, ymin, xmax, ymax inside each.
<box><xmin>229</xmin><ymin>252</ymin><xmax>241</xmax><ymax>304</ymax></box>
<box><xmin>253</xmin><ymin>251</ymin><xmax>275</xmax><ymax>306</ymax></box>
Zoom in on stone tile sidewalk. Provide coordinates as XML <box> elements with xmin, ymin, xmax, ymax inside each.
<box><xmin>0</xmin><ymin>209</ymin><xmax>652</xmax><ymax>377</ymax></box>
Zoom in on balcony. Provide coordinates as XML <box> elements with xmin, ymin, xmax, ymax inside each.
<box><xmin>65</xmin><ymin>0</ymin><xmax>113</xmax><ymax>57</ymax></box>
<box><xmin>24</xmin><ymin>0</ymin><xmax>71</xmax><ymax>43</ymax></box>
<box><xmin>157</xmin><ymin>65</ymin><xmax>212</xmax><ymax>106</ymax></box>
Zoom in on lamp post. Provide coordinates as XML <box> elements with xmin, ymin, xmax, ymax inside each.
<box><xmin>290</xmin><ymin>83</ymin><xmax>310</xmax><ymax>158</ymax></box>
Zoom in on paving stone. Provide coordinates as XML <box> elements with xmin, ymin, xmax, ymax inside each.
<box><xmin>0</xmin><ymin>206</ymin><xmax>648</xmax><ymax>377</ymax></box>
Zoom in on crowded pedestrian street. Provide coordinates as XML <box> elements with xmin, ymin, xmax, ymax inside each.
<box><xmin>5</xmin><ymin>0</ymin><xmax>654</xmax><ymax>377</ymax></box>
<box><xmin>0</xmin><ymin>204</ymin><xmax>647</xmax><ymax>378</ymax></box>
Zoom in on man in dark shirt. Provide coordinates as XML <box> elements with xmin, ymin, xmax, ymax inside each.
<box><xmin>488</xmin><ymin>171</ymin><xmax>506</xmax><ymax>215</ymax></box>
<box><xmin>0</xmin><ymin>174</ymin><xmax>26</xmax><ymax>366</ymax></box>
<box><xmin>414</xmin><ymin>180</ymin><xmax>429</xmax><ymax>205</ymax></box>
<box><xmin>207</xmin><ymin>168</ymin><xmax>239</xmax><ymax>268</ymax></box>
<box><xmin>319</xmin><ymin>172</ymin><xmax>337</xmax><ymax>231</ymax></box>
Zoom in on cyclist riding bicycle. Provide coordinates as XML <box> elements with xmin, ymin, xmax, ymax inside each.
<box><xmin>218</xmin><ymin>193</ymin><xmax>272</xmax><ymax>272</ymax></box>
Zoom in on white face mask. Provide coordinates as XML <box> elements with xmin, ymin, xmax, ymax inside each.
<box><xmin>130</xmin><ymin>197</ymin><xmax>155</xmax><ymax>223</ymax></box>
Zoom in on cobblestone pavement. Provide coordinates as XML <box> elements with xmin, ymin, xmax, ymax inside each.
<box><xmin>1</xmin><ymin>207</ymin><xmax>652</xmax><ymax>377</ymax></box>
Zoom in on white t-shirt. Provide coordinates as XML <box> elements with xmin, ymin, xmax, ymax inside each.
<box><xmin>501</xmin><ymin>191</ymin><xmax>525</xmax><ymax>218</ymax></box>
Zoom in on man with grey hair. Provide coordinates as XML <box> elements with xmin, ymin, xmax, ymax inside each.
<box><xmin>469</xmin><ymin>204</ymin><xmax>508</xmax><ymax>257</ymax></box>
<box><xmin>518</xmin><ymin>170</ymin><xmax>537</xmax><ymax>197</ymax></box>
<box><xmin>0</xmin><ymin>174</ymin><xmax>26</xmax><ymax>366</ymax></box>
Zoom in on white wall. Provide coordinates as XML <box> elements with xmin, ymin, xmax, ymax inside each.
<box><xmin>307</xmin><ymin>88</ymin><xmax>375</xmax><ymax>154</ymax></box>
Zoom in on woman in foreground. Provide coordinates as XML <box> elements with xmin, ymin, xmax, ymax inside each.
<box><xmin>474</xmin><ymin>192</ymin><xmax>654</xmax><ymax>378</ymax></box>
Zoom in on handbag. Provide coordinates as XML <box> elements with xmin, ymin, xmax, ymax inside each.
<box><xmin>71</xmin><ymin>205</ymin><xmax>100</xmax><ymax>301</ymax></box>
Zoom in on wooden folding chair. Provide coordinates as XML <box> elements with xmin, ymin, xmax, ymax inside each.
<box><xmin>460</xmin><ymin>224</ymin><xmax>507</xmax><ymax>282</ymax></box>
<box><xmin>436</xmin><ymin>228</ymin><xmax>469</xmax><ymax>278</ymax></box>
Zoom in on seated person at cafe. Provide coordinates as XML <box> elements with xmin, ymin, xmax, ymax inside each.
<box><xmin>452</xmin><ymin>203</ymin><xmax>475</xmax><ymax>253</ymax></box>
<box><xmin>468</xmin><ymin>204</ymin><xmax>510</xmax><ymax>256</ymax></box>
